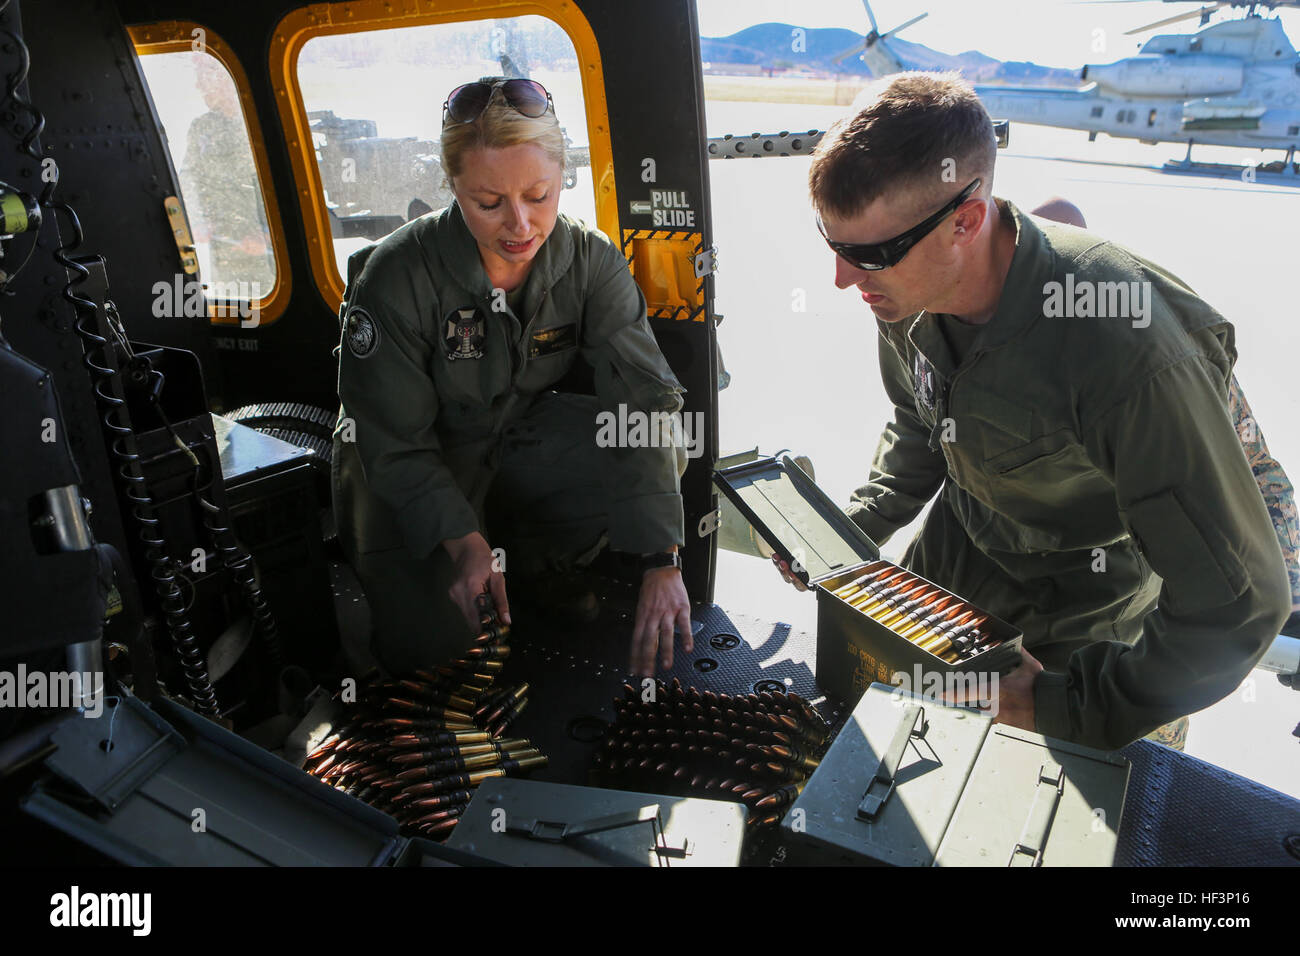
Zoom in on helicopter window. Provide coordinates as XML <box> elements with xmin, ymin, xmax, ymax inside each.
<box><xmin>1090</xmin><ymin>106</ymin><xmax>1104</xmax><ymax>118</ymax></box>
<box><xmin>135</xmin><ymin>43</ymin><xmax>279</xmax><ymax>322</ymax></box>
<box><xmin>294</xmin><ymin>17</ymin><xmax>596</xmax><ymax>280</ymax></box>
<box><xmin>1148</xmin><ymin>109</ymin><xmax>1157</xmax><ymax>127</ymax></box>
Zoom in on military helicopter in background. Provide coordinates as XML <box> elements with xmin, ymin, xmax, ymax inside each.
<box><xmin>839</xmin><ymin>0</ymin><xmax>1300</xmax><ymax>170</ymax></box>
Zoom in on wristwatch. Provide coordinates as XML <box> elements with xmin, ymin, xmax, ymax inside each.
<box><xmin>640</xmin><ymin>551</ymin><xmax>682</xmax><ymax>574</ymax></box>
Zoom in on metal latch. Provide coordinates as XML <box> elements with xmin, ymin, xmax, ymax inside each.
<box><xmin>163</xmin><ymin>195</ymin><xmax>199</xmax><ymax>275</ymax></box>
<box><xmin>693</xmin><ymin>246</ymin><xmax>718</xmax><ymax>278</ymax></box>
<box><xmin>1007</xmin><ymin>761</ymin><xmax>1065</xmax><ymax>867</ymax></box>
<box><xmin>697</xmin><ymin>508</ymin><xmax>721</xmax><ymax>538</ymax></box>
<box><xmin>857</xmin><ymin>704</ymin><xmax>927</xmax><ymax>820</ymax></box>
<box><xmin>505</xmin><ymin>803</ymin><xmax>692</xmax><ymax>863</ymax></box>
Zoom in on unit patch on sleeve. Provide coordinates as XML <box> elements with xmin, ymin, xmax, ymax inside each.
<box><xmin>445</xmin><ymin>307</ymin><xmax>486</xmax><ymax>360</ymax></box>
<box><xmin>345</xmin><ymin>306</ymin><xmax>380</xmax><ymax>358</ymax></box>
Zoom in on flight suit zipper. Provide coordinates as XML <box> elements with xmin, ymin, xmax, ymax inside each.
<box><xmin>904</xmin><ymin>320</ymin><xmax>954</xmax><ymax>454</ymax></box>
<box><xmin>475</xmin><ymin>289</ymin><xmax>552</xmax><ymax>486</ymax></box>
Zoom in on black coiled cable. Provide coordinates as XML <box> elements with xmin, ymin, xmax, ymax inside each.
<box><xmin>0</xmin><ymin>0</ymin><xmax>53</xmax><ymax>296</ymax></box>
<box><xmin>196</xmin><ymin>495</ymin><xmax>284</xmax><ymax>671</ymax></box>
<box><xmin>156</xmin><ymin>406</ymin><xmax>283</xmax><ymax>672</ymax></box>
<box><xmin>0</xmin><ymin>2</ymin><xmax>216</xmax><ymax>715</ymax></box>
<box><xmin>50</xmin><ymin>217</ymin><xmax>221</xmax><ymax>715</ymax></box>
<box><xmin>1</xmin><ymin>0</ymin><xmax>53</xmax><ymax>202</ymax></box>
<box><xmin>0</xmin><ymin>0</ymin><xmax>222</xmax><ymax>715</ymax></box>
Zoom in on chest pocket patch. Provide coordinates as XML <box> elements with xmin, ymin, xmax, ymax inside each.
<box><xmin>528</xmin><ymin>324</ymin><xmax>578</xmax><ymax>359</ymax></box>
<box><xmin>445</xmin><ymin>307</ymin><xmax>486</xmax><ymax>360</ymax></box>
<box><xmin>912</xmin><ymin>351</ymin><xmax>938</xmax><ymax>414</ymax></box>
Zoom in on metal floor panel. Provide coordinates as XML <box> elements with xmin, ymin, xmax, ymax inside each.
<box><xmin>329</xmin><ymin>562</ymin><xmax>1300</xmax><ymax>866</ymax></box>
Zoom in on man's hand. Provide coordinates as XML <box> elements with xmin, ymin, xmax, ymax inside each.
<box><xmin>944</xmin><ymin>646</ymin><xmax>1042</xmax><ymax>731</ymax></box>
<box><xmin>629</xmin><ymin>568</ymin><xmax>693</xmax><ymax>675</ymax></box>
<box><xmin>770</xmin><ymin>553</ymin><xmax>810</xmax><ymax>592</ymax></box>
<box><xmin>443</xmin><ymin>531</ymin><xmax>510</xmax><ymax>631</ymax></box>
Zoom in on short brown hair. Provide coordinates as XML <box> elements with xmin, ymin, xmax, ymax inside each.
<box><xmin>808</xmin><ymin>72</ymin><xmax>996</xmax><ymax>219</ymax></box>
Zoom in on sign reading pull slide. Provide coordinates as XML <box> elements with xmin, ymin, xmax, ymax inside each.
<box><xmin>857</xmin><ymin>704</ymin><xmax>927</xmax><ymax>820</ymax></box>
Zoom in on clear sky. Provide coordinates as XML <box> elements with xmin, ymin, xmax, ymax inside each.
<box><xmin>696</xmin><ymin>0</ymin><xmax>1300</xmax><ymax>69</ymax></box>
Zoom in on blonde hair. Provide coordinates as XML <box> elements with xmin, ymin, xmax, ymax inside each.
<box><xmin>440</xmin><ymin>81</ymin><xmax>565</xmax><ymax>183</ymax></box>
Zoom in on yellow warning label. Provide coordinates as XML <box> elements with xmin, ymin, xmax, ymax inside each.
<box><xmin>621</xmin><ymin>228</ymin><xmax>708</xmax><ymax>322</ymax></box>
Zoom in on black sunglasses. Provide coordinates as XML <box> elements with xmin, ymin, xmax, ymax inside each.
<box><xmin>817</xmin><ymin>178</ymin><xmax>983</xmax><ymax>271</ymax></box>
<box><xmin>442</xmin><ymin>78</ymin><xmax>554</xmax><ymax>126</ymax></box>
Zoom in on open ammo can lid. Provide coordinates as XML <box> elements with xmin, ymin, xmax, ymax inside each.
<box><xmin>712</xmin><ymin>454</ymin><xmax>879</xmax><ymax>586</ymax></box>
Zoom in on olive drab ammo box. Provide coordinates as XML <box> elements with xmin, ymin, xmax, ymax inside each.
<box><xmin>712</xmin><ymin>455</ymin><xmax>1023</xmax><ymax>704</ymax></box>
<box><xmin>445</xmin><ymin>777</ymin><xmax>747</xmax><ymax>865</ymax></box>
<box><xmin>780</xmin><ymin>684</ymin><xmax>1130</xmax><ymax>866</ymax></box>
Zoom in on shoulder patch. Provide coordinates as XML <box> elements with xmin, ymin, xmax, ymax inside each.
<box><xmin>345</xmin><ymin>306</ymin><xmax>380</xmax><ymax>358</ymax></box>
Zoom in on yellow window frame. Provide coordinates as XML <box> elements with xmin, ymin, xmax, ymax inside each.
<box><xmin>269</xmin><ymin>0</ymin><xmax>620</xmax><ymax>313</ymax></box>
<box><xmin>129</xmin><ymin>20</ymin><xmax>293</xmax><ymax>327</ymax></box>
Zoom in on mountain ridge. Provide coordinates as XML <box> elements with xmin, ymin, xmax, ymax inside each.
<box><xmin>701</xmin><ymin>23</ymin><xmax>1079</xmax><ymax>87</ymax></box>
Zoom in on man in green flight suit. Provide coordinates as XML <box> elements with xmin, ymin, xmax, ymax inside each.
<box><xmin>775</xmin><ymin>73</ymin><xmax>1290</xmax><ymax>750</ymax></box>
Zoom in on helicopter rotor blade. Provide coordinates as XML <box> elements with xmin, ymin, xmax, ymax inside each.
<box><xmin>883</xmin><ymin>12</ymin><xmax>929</xmax><ymax>39</ymax></box>
<box><xmin>833</xmin><ymin>41</ymin><xmax>866</xmax><ymax>64</ymax></box>
<box><xmin>1124</xmin><ymin>2</ymin><xmax>1227</xmax><ymax>36</ymax></box>
<box><xmin>862</xmin><ymin>0</ymin><xmax>880</xmax><ymax>35</ymax></box>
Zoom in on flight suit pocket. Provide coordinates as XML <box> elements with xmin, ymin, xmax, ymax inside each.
<box><xmin>435</xmin><ymin>353</ymin><xmax>501</xmax><ymax>409</ymax></box>
<box><xmin>515</xmin><ymin>345</ymin><xmax>578</xmax><ymax>395</ymax></box>
<box><xmin>980</xmin><ymin>434</ymin><xmax>1080</xmax><ymax>553</ymax></box>
<box><xmin>435</xmin><ymin>307</ymin><xmax>512</xmax><ymax>408</ymax></box>
<box><xmin>984</xmin><ymin>431</ymin><xmax>1073</xmax><ymax>475</ymax></box>
<box><xmin>965</xmin><ymin>388</ymin><xmax>1033</xmax><ymax>445</ymax></box>
<box><xmin>1124</xmin><ymin>488</ymin><xmax>1249</xmax><ymax>613</ymax></box>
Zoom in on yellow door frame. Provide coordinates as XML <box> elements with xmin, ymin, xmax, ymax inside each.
<box><xmin>269</xmin><ymin>0</ymin><xmax>619</xmax><ymax>312</ymax></box>
<box><xmin>130</xmin><ymin>21</ymin><xmax>294</xmax><ymax>327</ymax></box>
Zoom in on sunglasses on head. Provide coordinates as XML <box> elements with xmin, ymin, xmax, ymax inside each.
<box><xmin>817</xmin><ymin>178</ymin><xmax>983</xmax><ymax>271</ymax></box>
<box><xmin>442</xmin><ymin>78</ymin><xmax>554</xmax><ymax>126</ymax></box>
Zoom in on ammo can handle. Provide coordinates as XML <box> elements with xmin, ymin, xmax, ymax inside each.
<box><xmin>857</xmin><ymin>704</ymin><xmax>926</xmax><ymax>821</ymax></box>
<box><xmin>508</xmin><ymin>804</ymin><xmax>661</xmax><ymax>842</ymax></box>
<box><xmin>1007</xmin><ymin>761</ymin><xmax>1065</xmax><ymax>867</ymax></box>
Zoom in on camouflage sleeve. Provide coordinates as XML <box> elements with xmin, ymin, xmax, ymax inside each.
<box><xmin>845</xmin><ymin>329</ymin><xmax>948</xmax><ymax>547</ymax></box>
<box><xmin>1228</xmin><ymin>374</ymin><xmax>1300</xmax><ymax>611</ymax></box>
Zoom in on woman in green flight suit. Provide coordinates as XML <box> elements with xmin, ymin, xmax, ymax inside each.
<box><xmin>333</xmin><ymin>78</ymin><xmax>693</xmax><ymax>677</ymax></box>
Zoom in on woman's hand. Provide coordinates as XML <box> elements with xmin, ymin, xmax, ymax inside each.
<box><xmin>629</xmin><ymin>567</ymin><xmax>693</xmax><ymax>675</ymax></box>
<box><xmin>443</xmin><ymin>531</ymin><xmax>511</xmax><ymax>631</ymax></box>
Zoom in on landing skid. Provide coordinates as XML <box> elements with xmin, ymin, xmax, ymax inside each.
<box><xmin>1162</xmin><ymin>156</ymin><xmax>1300</xmax><ymax>183</ymax></box>
<box><xmin>1162</xmin><ymin>138</ymin><xmax>1300</xmax><ymax>181</ymax></box>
